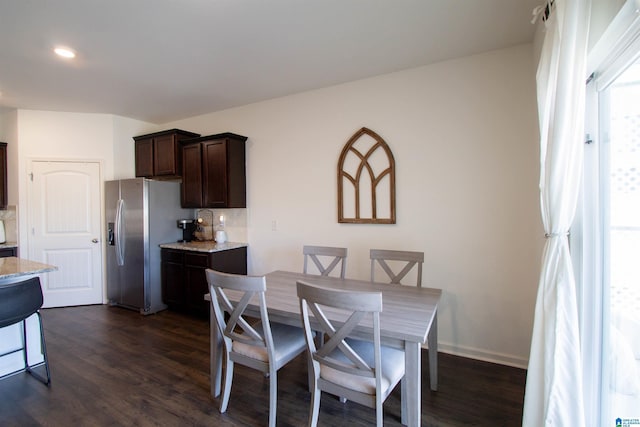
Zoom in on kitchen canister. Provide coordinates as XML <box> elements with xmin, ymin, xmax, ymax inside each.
<box><xmin>215</xmin><ymin>230</ymin><xmax>227</xmax><ymax>243</ymax></box>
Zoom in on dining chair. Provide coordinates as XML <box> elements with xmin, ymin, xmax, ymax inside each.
<box><xmin>303</xmin><ymin>245</ymin><xmax>348</xmax><ymax>278</ymax></box>
<box><xmin>206</xmin><ymin>269</ymin><xmax>307</xmax><ymax>427</ymax></box>
<box><xmin>0</xmin><ymin>277</ymin><xmax>51</xmax><ymax>385</ymax></box>
<box><xmin>370</xmin><ymin>249</ymin><xmax>424</xmax><ymax>287</ymax></box>
<box><xmin>296</xmin><ymin>280</ymin><xmax>405</xmax><ymax>427</ymax></box>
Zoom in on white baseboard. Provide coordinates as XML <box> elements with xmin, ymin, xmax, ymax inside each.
<box><xmin>430</xmin><ymin>342</ymin><xmax>528</xmax><ymax>369</ymax></box>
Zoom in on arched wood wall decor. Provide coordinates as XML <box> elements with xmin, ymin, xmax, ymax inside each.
<box><xmin>338</xmin><ymin>127</ymin><xmax>396</xmax><ymax>224</ymax></box>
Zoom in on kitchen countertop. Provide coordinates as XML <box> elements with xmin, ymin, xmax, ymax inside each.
<box><xmin>0</xmin><ymin>242</ymin><xmax>18</xmax><ymax>249</ymax></box>
<box><xmin>0</xmin><ymin>257</ymin><xmax>57</xmax><ymax>282</ymax></box>
<box><xmin>159</xmin><ymin>241</ymin><xmax>247</xmax><ymax>253</ymax></box>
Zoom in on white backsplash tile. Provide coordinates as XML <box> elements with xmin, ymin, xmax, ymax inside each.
<box><xmin>215</xmin><ymin>208</ymin><xmax>247</xmax><ymax>243</ymax></box>
<box><xmin>193</xmin><ymin>208</ymin><xmax>247</xmax><ymax>243</ymax></box>
<box><xmin>0</xmin><ymin>205</ymin><xmax>17</xmax><ymax>243</ymax></box>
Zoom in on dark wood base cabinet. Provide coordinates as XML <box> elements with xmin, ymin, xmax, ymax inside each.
<box><xmin>0</xmin><ymin>247</ymin><xmax>17</xmax><ymax>257</ymax></box>
<box><xmin>161</xmin><ymin>247</ymin><xmax>247</xmax><ymax>317</ymax></box>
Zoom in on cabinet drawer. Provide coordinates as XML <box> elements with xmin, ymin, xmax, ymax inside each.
<box><xmin>184</xmin><ymin>252</ymin><xmax>210</xmax><ymax>267</ymax></box>
<box><xmin>162</xmin><ymin>249</ymin><xmax>184</xmax><ymax>263</ymax></box>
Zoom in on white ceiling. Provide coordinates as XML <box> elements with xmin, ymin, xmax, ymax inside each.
<box><xmin>0</xmin><ymin>0</ymin><xmax>540</xmax><ymax>124</ymax></box>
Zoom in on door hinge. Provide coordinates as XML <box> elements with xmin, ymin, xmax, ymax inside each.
<box><xmin>585</xmin><ymin>133</ymin><xmax>593</xmax><ymax>144</ymax></box>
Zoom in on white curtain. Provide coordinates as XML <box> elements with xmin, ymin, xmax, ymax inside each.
<box><xmin>523</xmin><ymin>0</ymin><xmax>591</xmax><ymax>426</ymax></box>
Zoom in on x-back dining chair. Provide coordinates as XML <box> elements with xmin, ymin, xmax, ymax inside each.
<box><xmin>297</xmin><ymin>280</ymin><xmax>405</xmax><ymax>427</ymax></box>
<box><xmin>370</xmin><ymin>249</ymin><xmax>424</xmax><ymax>287</ymax></box>
<box><xmin>303</xmin><ymin>245</ymin><xmax>348</xmax><ymax>278</ymax></box>
<box><xmin>0</xmin><ymin>276</ymin><xmax>51</xmax><ymax>386</ymax></box>
<box><xmin>206</xmin><ymin>269</ymin><xmax>307</xmax><ymax>427</ymax></box>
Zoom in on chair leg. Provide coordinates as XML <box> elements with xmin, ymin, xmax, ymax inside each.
<box><xmin>219</xmin><ymin>355</ymin><xmax>233</xmax><ymax>413</ymax></box>
<box><xmin>268</xmin><ymin>367</ymin><xmax>277</xmax><ymax>427</ymax></box>
<box><xmin>22</xmin><ymin>314</ymin><xmax>51</xmax><ymax>386</ymax></box>
<box><xmin>308</xmin><ymin>385</ymin><xmax>320</xmax><ymax>427</ymax></box>
<box><xmin>20</xmin><ymin>319</ymin><xmax>28</xmax><ymax>369</ymax></box>
<box><xmin>401</xmin><ymin>377</ymin><xmax>407</xmax><ymax>425</ymax></box>
<box><xmin>35</xmin><ymin>313</ymin><xmax>51</xmax><ymax>385</ymax></box>
<box><xmin>376</xmin><ymin>395</ymin><xmax>383</xmax><ymax>427</ymax></box>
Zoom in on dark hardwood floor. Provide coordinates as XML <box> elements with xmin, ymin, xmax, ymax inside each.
<box><xmin>0</xmin><ymin>305</ymin><xmax>526</xmax><ymax>426</ymax></box>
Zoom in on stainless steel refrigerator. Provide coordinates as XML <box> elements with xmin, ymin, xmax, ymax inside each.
<box><xmin>105</xmin><ymin>178</ymin><xmax>191</xmax><ymax>314</ymax></box>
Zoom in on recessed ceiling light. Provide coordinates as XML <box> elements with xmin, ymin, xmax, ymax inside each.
<box><xmin>54</xmin><ymin>47</ymin><xmax>76</xmax><ymax>59</ymax></box>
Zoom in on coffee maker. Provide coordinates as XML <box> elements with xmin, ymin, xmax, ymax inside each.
<box><xmin>177</xmin><ymin>219</ymin><xmax>196</xmax><ymax>242</ymax></box>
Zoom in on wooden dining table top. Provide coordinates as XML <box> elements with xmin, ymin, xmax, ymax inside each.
<box><xmin>258</xmin><ymin>270</ymin><xmax>442</xmax><ymax>345</ymax></box>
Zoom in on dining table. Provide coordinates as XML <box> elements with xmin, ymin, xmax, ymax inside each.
<box><xmin>207</xmin><ymin>270</ymin><xmax>442</xmax><ymax>427</ymax></box>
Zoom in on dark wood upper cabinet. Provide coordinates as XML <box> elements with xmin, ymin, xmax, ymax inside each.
<box><xmin>181</xmin><ymin>142</ymin><xmax>204</xmax><ymax>207</ymax></box>
<box><xmin>0</xmin><ymin>142</ymin><xmax>7</xmax><ymax>210</ymax></box>
<box><xmin>134</xmin><ymin>129</ymin><xmax>200</xmax><ymax>179</ymax></box>
<box><xmin>181</xmin><ymin>133</ymin><xmax>247</xmax><ymax>208</ymax></box>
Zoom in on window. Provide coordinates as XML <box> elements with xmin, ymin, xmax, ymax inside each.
<box><xmin>581</xmin><ymin>7</ymin><xmax>640</xmax><ymax>424</ymax></box>
<box><xmin>601</xmin><ymin>57</ymin><xmax>640</xmax><ymax>425</ymax></box>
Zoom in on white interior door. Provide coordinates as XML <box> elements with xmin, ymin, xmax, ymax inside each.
<box><xmin>28</xmin><ymin>160</ymin><xmax>103</xmax><ymax>307</ymax></box>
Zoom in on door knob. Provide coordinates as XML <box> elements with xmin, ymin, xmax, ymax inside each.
<box><xmin>92</xmin><ymin>238</ymin><xmax>99</xmax><ymax>243</ymax></box>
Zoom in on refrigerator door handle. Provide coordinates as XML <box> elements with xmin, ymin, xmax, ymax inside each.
<box><xmin>115</xmin><ymin>198</ymin><xmax>125</xmax><ymax>266</ymax></box>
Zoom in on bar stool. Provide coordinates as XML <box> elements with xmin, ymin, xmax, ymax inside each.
<box><xmin>0</xmin><ymin>277</ymin><xmax>51</xmax><ymax>385</ymax></box>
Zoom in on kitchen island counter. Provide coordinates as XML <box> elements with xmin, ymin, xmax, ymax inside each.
<box><xmin>159</xmin><ymin>241</ymin><xmax>247</xmax><ymax>253</ymax></box>
<box><xmin>0</xmin><ymin>257</ymin><xmax>57</xmax><ymax>283</ymax></box>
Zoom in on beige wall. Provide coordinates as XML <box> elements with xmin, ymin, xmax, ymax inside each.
<box><xmin>134</xmin><ymin>0</ymin><xmax>624</xmax><ymax>369</ymax></box>
<box><xmin>13</xmin><ymin>110</ymin><xmax>152</xmax><ymax>252</ymax></box>
<box><xmin>164</xmin><ymin>43</ymin><xmax>543</xmax><ymax>367</ymax></box>
<box><xmin>3</xmin><ymin>2</ymin><xmax>629</xmax><ymax>366</ymax></box>
<box><xmin>112</xmin><ymin>116</ymin><xmax>157</xmax><ymax>179</ymax></box>
<box><xmin>5</xmin><ymin>43</ymin><xmax>541</xmax><ymax>367</ymax></box>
